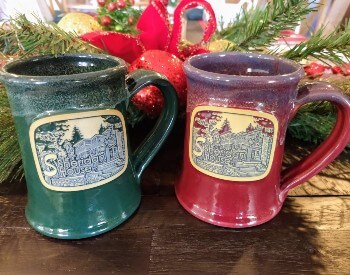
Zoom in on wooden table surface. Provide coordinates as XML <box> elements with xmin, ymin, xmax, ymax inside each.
<box><xmin>0</xmin><ymin>119</ymin><xmax>349</xmax><ymax>274</ymax></box>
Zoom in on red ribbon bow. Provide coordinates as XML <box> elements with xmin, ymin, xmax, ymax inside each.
<box><xmin>81</xmin><ymin>0</ymin><xmax>216</xmax><ymax>63</ymax></box>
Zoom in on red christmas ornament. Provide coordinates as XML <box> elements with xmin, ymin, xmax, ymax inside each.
<box><xmin>304</xmin><ymin>62</ymin><xmax>326</xmax><ymax>78</ymax></box>
<box><xmin>117</xmin><ymin>0</ymin><xmax>126</xmax><ymax>9</ymax></box>
<box><xmin>131</xmin><ymin>86</ymin><xmax>164</xmax><ymax>117</ymax></box>
<box><xmin>97</xmin><ymin>0</ymin><xmax>106</xmax><ymax>6</ymax></box>
<box><xmin>101</xmin><ymin>15</ymin><xmax>112</xmax><ymax>26</ymax></box>
<box><xmin>130</xmin><ymin>50</ymin><xmax>187</xmax><ymax>105</ymax></box>
<box><xmin>107</xmin><ymin>2</ymin><xmax>117</xmax><ymax>11</ymax></box>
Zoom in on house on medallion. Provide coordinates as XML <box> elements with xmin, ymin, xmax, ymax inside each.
<box><xmin>195</xmin><ymin>120</ymin><xmax>274</xmax><ymax>177</ymax></box>
<box><xmin>219</xmin><ymin>122</ymin><xmax>273</xmax><ymax>167</ymax></box>
<box><xmin>35</xmin><ymin>122</ymin><xmax>126</xmax><ymax>187</ymax></box>
<box><xmin>74</xmin><ymin>125</ymin><xmax>125</xmax><ymax>163</ymax></box>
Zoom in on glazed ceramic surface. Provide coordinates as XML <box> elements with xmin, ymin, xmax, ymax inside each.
<box><xmin>0</xmin><ymin>54</ymin><xmax>178</xmax><ymax>239</ymax></box>
<box><xmin>176</xmin><ymin>52</ymin><xmax>350</xmax><ymax>228</ymax></box>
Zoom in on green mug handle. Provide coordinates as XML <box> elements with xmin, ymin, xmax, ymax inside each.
<box><xmin>126</xmin><ymin>69</ymin><xmax>178</xmax><ymax>182</ymax></box>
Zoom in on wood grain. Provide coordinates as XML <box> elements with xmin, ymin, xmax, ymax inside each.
<box><xmin>0</xmin><ymin>228</ymin><xmax>153</xmax><ymax>273</ymax></box>
<box><xmin>0</xmin><ymin>194</ymin><xmax>349</xmax><ymax>274</ymax></box>
<box><xmin>149</xmin><ymin>228</ymin><xmax>350</xmax><ymax>274</ymax></box>
<box><xmin>283</xmin><ymin>138</ymin><xmax>350</xmax><ymax>196</ymax></box>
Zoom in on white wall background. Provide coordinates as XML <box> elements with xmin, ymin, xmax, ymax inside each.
<box><xmin>0</xmin><ymin>0</ymin><xmax>53</xmax><ymax>21</ymax></box>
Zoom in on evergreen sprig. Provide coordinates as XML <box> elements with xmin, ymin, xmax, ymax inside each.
<box><xmin>0</xmin><ymin>85</ymin><xmax>22</xmax><ymax>183</ymax></box>
<box><xmin>288</xmin><ymin>112</ymin><xmax>337</xmax><ymax>145</ymax></box>
<box><xmin>283</xmin><ymin>22</ymin><xmax>350</xmax><ymax>64</ymax></box>
<box><xmin>0</xmin><ymin>14</ymin><xmax>101</xmax><ymax>57</ymax></box>
<box><xmin>218</xmin><ymin>0</ymin><xmax>317</xmax><ymax>51</ymax></box>
<box><xmin>287</xmin><ymin>77</ymin><xmax>350</xmax><ymax>148</ymax></box>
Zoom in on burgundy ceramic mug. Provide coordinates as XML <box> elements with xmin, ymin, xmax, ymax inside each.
<box><xmin>176</xmin><ymin>52</ymin><xmax>350</xmax><ymax>228</ymax></box>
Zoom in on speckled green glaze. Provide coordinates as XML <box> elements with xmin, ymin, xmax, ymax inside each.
<box><xmin>0</xmin><ymin>54</ymin><xmax>178</xmax><ymax>239</ymax></box>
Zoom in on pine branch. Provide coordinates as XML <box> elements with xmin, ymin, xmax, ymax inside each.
<box><xmin>0</xmin><ymin>14</ymin><xmax>102</xmax><ymax>57</ymax></box>
<box><xmin>283</xmin><ymin>22</ymin><xmax>350</xmax><ymax>64</ymax></box>
<box><xmin>287</xmin><ymin>76</ymin><xmax>350</xmax><ymax>149</ymax></box>
<box><xmin>218</xmin><ymin>0</ymin><xmax>316</xmax><ymax>51</ymax></box>
<box><xmin>0</xmin><ymin>85</ymin><xmax>22</xmax><ymax>183</ymax></box>
<box><xmin>288</xmin><ymin>112</ymin><xmax>337</xmax><ymax>144</ymax></box>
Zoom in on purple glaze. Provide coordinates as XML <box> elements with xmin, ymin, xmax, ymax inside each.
<box><xmin>185</xmin><ymin>52</ymin><xmax>304</xmax><ymax>144</ymax></box>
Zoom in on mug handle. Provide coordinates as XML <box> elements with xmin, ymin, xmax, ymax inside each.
<box><xmin>126</xmin><ymin>69</ymin><xmax>178</xmax><ymax>182</ymax></box>
<box><xmin>279</xmin><ymin>81</ymin><xmax>350</xmax><ymax>200</ymax></box>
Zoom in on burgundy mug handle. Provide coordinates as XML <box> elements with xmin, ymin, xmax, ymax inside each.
<box><xmin>279</xmin><ymin>81</ymin><xmax>350</xmax><ymax>200</ymax></box>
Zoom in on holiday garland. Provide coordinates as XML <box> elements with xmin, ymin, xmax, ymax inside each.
<box><xmin>0</xmin><ymin>0</ymin><xmax>350</xmax><ymax>183</ymax></box>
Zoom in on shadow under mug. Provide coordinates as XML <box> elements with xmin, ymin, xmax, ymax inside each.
<box><xmin>176</xmin><ymin>51</ymin><xmax>350</xmax><ymax>228</ymax></box>
<box><xmin>0</xmin><ymin>54</ymin><xmax>178</xmax><ymax>239</ymax></box>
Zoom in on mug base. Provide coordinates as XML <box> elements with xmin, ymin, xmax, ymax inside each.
<box><xmin>175</xmin><ymin>191</ymin><xmax>281</xmax><ymax>228</ymax></box>
<box><xmin>25</xmin><ymin>198</ymin><xmax>141</xmax><ymax>239</ymax></box>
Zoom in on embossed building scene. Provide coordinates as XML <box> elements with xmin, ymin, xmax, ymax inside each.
<box><xmin>33</xmin><ymin>115</ymin><xmax>126</xmax><ymax>188</ymax></box>
<box><xmin>191</xmin><ymin>110</ymin><xmax>275</xmax><ymax>178</ymax></box>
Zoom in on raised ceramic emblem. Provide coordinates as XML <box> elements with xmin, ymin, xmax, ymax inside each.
<box><xmin>190</xmin><ymin>106</ymin><xmax>278</xmax><ymax>181</ymax></box>
<box><xmin>30</xmin><ymin>110</ymin><xmax>128</xmax><ymax>191</ymax></box>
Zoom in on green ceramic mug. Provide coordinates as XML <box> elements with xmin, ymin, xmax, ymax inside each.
<box><xmin>0</xmin><ymin>53</ymin><xmax>178</xmax><ymax>239</ymax></box>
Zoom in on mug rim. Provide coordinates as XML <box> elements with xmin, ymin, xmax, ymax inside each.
<box><xmin>184</xmin><ymin>51</ymin><xmax>305</xmax><ymax>85</ymax></box>
<box><xmin>0</xmin><ymin>53</ymin><xmax>127</xmax><ymax>85</ymax></box>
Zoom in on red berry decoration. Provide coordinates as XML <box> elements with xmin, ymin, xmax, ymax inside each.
<box><xmin>117</xmin><ymin>0</ymin><xmax>126</xmax><ymax>9</ymax></box>
<box><xmin>332</xmin><ymin>66</ymin><xmax>343</xmax><ymax>75</ymax></box>
<box><xmin>96</xmin><ymin>0</ymin><xmax>140</xmax><ymax>33</ymax></box>
<box><xmin>97</xmin><ymin>0</ymin><xmax>106</xmax><ymax>6</ymax></box>
<box><xmin>131</xmin><ymin>86</ymin><xmax>164</xmax><ymax>117</ymax></box>
<box><xmin>304</xmin><ymin>62</ymin><xmax>326</xmax><ymax>78</ymax></box>
<box><xmin>101</xmin><ymin>15</ymin><xmax>112</xmax><ymax>26</ymax></box>
<box><xmin>130</xmin><ymin>50</ymin><xmax>187</xmax><ymax>106</ymax></box>
<box><xmin>107</xmin><ymin>2</ymin><xmax>117</xmax><ymax>11</ymax></box>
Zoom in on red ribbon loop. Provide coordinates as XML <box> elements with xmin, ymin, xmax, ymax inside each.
<box><xmin>168</xmin><ymin>0</ymin><xmax>216</xmax><ymax>59</ymax></box>
<box><xmin>137</xmin><ymin>0</ymin><xmax>171</xmax><ymax>51</ymax></box>
<box><xmin>81</xmin><ymin>0</ymin><xmax>217</xmax><ymax>63</ymax></box>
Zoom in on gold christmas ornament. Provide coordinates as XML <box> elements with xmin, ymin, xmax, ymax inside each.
<box><xmin>208</xmin><ymin>39</ymin><xmax>236</xmax><ymax>52</ymax></box>
<box><xmin>57</xmin><ymin>13</ymin><xmax>102</xmax><ymax>35</ymax></box>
